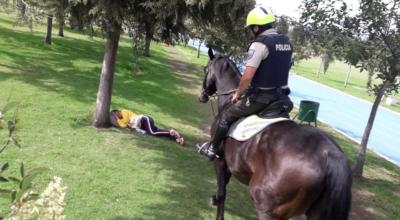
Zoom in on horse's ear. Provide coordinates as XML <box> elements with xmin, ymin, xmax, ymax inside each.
<box><xmin>208</xmin><ymin>48</ymin><xmax>215</xmax><ymax>60</ymax></box>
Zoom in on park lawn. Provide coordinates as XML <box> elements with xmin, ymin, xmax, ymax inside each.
<box><xmin>292</xmin><ymin>57</ymin><xmax>400</xmax><ymax>113</ymax></box>
<box><xmin>0</xmin><ymin>13</ymin><xmax>399</xmax><ymax>220</ymax></box>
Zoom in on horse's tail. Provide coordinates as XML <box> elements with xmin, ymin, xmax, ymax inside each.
<box><xmin>317</xmin><ymin>150</ymin><xmax>352</xmax><ymax>220</ymax></box>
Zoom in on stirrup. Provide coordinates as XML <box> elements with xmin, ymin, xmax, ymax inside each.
<box><xmin>196</xmin><ymin>142</ymin><xmax>220</xmax><ymax>161</ymax></box>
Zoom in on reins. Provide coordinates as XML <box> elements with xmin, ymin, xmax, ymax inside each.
<box><xmin>208</xmin><ymin>89</ymin><xmax>236</xmax><ymax>117</ymax></box>
<box><xmin>203</xmin><ymin>55</ymin><xmax>240</xmax><ymax>117</ymax></box>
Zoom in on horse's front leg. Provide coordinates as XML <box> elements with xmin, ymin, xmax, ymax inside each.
<box><xmin>210</xmin><ymin>158</ymin><xmax>231</xmax><ymax>220</ymax></box>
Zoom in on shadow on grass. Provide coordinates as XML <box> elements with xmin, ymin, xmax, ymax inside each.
<box><xmin>0</xmin><ymin>19</ymin><xmax>258</xmax><ymax>219</ymax></box>
<box><xmin>109</xmin><ymin>134</ymin><xmax>257</xmax><ymax>220</ymax></box>
<box><xmin>0</xmin><ymin>22</ymin><xmax>203</xmax><ymax>127</ymax></box>
<box><xmin>352</xmin><ymin>176</ymin><xmax>400</xmax><ymax>220</ymax></box>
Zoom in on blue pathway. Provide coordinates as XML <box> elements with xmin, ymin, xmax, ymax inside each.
<box><xmin>289</xmin><ymin>75</ymin><xmax>400</xmax><ymax>166</ymax></box>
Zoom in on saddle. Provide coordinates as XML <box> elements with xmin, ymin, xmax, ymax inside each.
<box><xmin>258</xmin><ymin>97</ymin><xmax>293</xmax><ymax>119</ymax></box>
<box><xmin>227</xmin><ymin>98</ymin><xmax>293</xmax><ymax>141</ymax></box>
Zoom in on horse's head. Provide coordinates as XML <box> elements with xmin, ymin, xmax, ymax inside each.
<box><xmin>198</xmin><ymin>48</ymin><xmax>241</xmax><ymax>104</ymax></box>
<box><xmin>198</xmin><ymin>48</ymin><xmax>217</xmax><ymax>103</ymax></box>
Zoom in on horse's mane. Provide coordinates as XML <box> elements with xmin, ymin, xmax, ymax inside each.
<box><xmin>212</xmin><ymin>54</ymin><xmax>242</xmax><ymax>77</ymax></box>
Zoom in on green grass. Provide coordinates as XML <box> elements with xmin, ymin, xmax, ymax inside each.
<box><xmin>0</xmin><ymin>14</ymin><xmax>256</xmax><ymax>219</ymax></box>
<box><xmin>292</xmin><ymin>57</ymin><xmax>400</xmax><ymax>113</ymax></box>
<box><xmin>0</xmin><ymin>13</ymin><xmax>399</xmax><ymax>219</ymax></box>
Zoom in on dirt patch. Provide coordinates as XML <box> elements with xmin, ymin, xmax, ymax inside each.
<box><xmin>350</xmin><ymin>187</ymin><xmax>381</xmax><ymax>220</ymax></box>
<box><xmin>165</xmin><ymin>46</ymin><xmax>192</xmax><ymax>73</ymax></box>
<box><xmin>169</xmin><ymin>59</ymin><xmax>189</xmax><ymax>72</ymax></box>
<box><xmin>350</xmin><ymin>206</ymin><xmax>380</xmax><ymax>220</ymax></box>
<box><xmin>164</xmin><ymin>46</ymin><xmax>203</xmax><ymax>92</ymax></box>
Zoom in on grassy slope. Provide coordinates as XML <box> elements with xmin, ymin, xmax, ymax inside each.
<box><xmin>0</xmin><ymin>14</ymin><xmax>256</xmax><ymax>219</ymax></box>
<box><xmin>292</xmin><ymin>58</ymin><xmax>400</xmax><ymax>113</ymax></box>
<box><xmin>0</xmin><ymin>14</ymin><xmax>399</xmax><ymax>219</ymax></box>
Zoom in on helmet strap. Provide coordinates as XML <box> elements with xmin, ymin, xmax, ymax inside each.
<box><xmin>252</xmin><ymin>24</ymin><xmax>273</xmax><ymax>38</ymax></box>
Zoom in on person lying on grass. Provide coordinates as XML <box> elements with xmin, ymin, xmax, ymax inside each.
<box><xmin>109</xmin><ymin>109</ymin><xmax>184</xmax><ymax>145</ymax></box>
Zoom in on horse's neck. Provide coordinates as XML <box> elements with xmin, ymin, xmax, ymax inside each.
<box><xmin>216</xmin><ymin>70</ymin><xmax>240</xmax><ymax>112</ymax></box>
<box><xmin>218</xmin><ymin>97</ymin><xmax>230</xmax><ymax>112</ymax></box>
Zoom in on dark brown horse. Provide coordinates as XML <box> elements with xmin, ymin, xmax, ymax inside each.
<box><xmin>198</xmin><ymin>51</ymin><xmax>352</xmax><ymax>220</ymax></box>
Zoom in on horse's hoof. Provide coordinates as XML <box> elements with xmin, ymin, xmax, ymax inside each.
<box><xmin>209</xmin><ymin>195</ymin><xmax>218</xmax><ymax>206</ymax></box>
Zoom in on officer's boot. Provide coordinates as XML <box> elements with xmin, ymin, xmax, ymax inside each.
<box><xmin>196</xmin><ymin>120</ymin><xmax>230</xmax><ymax>161</ymax></box>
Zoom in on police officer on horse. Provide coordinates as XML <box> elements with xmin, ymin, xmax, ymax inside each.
<box><xmin>197</xmin><ymin>7</ymin><xmax>293</xmax><ymax>160</ymax></box>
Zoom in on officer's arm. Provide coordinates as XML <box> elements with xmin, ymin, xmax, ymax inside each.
<box><xmin>235</xmin><ymin>67</ymin><xmax>257</xmax><ymax>97</ymax></box>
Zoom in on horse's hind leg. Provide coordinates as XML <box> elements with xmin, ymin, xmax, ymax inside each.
<box><xmin>211</xmin><ymin>159</ymin><xmax>231</xmax><ymax>220</ymax></box>
<box><xmin>250</xmin><ymin>184</ymin><xmax>285</xmax><ymax>220</ymax></box>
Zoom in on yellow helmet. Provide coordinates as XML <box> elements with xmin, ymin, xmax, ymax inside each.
<box><xmin>246</xmin><ymin>7</ymin><xmax>276</xmax><ymax>27</ymax></box>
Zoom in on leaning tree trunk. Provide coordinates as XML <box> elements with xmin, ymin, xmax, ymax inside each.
<box><xmin>92</xmin><ymin>30</ymin><xmax>121</xmax><ymax>128</ymax></box>
<box><xmin>45</xmin><ymin>15</ymin><xmax>53</xmax><ymax>45</ymax></box>
<box><xmin>352</xmin><ymin>80</ymin><xmax>390</xmax><ymax>178</ymax></box>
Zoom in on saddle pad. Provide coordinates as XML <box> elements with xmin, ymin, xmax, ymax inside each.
<box><xmin>228</xmin><ymin>115</ymin><xmax>289</xmax><ymax>141</ymax></box>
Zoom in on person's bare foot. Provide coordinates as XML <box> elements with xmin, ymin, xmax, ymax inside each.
<box><xmin>170</xmin><ymin>129</ymin><xmax>184</xmax><ymax>145</ymax></box>
<box><xmin>176</xmin><ymin>137</ymin><xmax>185</xmax><ymax>145</ymax></box>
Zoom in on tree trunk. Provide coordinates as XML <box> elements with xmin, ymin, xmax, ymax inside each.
<box><xmin>17</xmin><ymin>0</ymin><xmax>26</xmax><ymax>19</ymax></box>
<box><xmin>92</xmin><ymin>30</ymin><xmax>121</xmax><ymax>128</ymax></box>
<box><xmin>344</xmin><ymin>65</ymin><xmax>352</xmax><ymax>88</ymax></box>
<box><xmin>45</xmin><ymin>16</ymin><xmax>53</xmax><ymax>45</ymax></box>
<box><xmin>88</xmin><ymin>17</ymin><xmax>95</xmax><ymax>37</ymax></box>
<box><xmin>131</xmin><ymin>27</ymin><xmax>140</xmax><ymax>73</ymax></box>
<box><xmin>197</xmin><ymin>40</ymin><xmax>203</xmax><ymax>58</ymax></box>
<box><xmin>58</xmin><ymin>18</ymin><xmax>65</xmax><ymax>37</ymax></box>
<box><xmin>352</xmin><ymin>80</ymin><xmax>390</xmax><ymax>178</ymax></box>
<box><xmin>317</xmin><ymin>59</ymin><xmax>323</xmax><ymax>78</ymax></box>
<box><xmin>144</xmin><ymin>22</ymin><xmax>154</xmax><ymax>57</ymax></box>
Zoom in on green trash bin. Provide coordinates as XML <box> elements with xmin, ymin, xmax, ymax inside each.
<box><xmin>295</xmin><ymin>100</ymin><xmax>320</xmax><ymax>126</ymax></box>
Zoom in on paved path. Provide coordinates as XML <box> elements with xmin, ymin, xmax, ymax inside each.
<box><xmin>289</xmin><ymin>74</ymin><xmax>400</xmax><ymax>166</ymax></box>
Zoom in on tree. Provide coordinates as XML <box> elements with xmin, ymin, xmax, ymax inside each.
<box><xmin>318</xmin><ymin>52</ymin><xmax>334</xmax><ymax>76</ymax></box>
<box><xmin>69</xmin><ymin>0</ymin><xmax>96</xmax><ymax>33</ymax></box>
<box><xmin>92</xmin><ymin>0</ymin><xmax>126</xmax><ymax>128</ymax></box>
<box><xmin>14</xmin><ymin>0</ymin><xmax>37</xmax><ymax>30</ymax></box>
<box><xmin>289</xmin><ymin>21</ymin><xmax>313</xmax><ymax>64</ymax></box>
<box><xmin>186</xmin><ymin>0</ymin><xmax>255</xmax><ymax>55</ymax></box>
<box><xmin>343</xmin><ymin>40</ymin><xmax>363</xmax><ymax>87</ymax></box>
<box><xmin>20</xmin><ymin>0</ymin><xmax>70</xmax><ymax>43</ymax></box>
<box><xmin>300</xmin><ymin>0</ymin><xmax>400</xmax><ymax>178</ymax></box>
<box><xmin>276</xmin><ymin>15</ymin><xmax>289</xmax><ymax>35</ymax></box>
<box><xmin>55</xmin><ymin>0</ymin><xmax>69</xmax><ymax>37</ymax></box>
<box><xmin>133</xmin><ymin>0</ymin><xmax>188</xmax><ymax>56</ymax></box>
<box><xmin>0</xmin><ymin>0</ymin><xmax>12</xmax><ymax>12</ymax></box>
<box><xmin>90</xmin><ymin>0</ymin><xmax>257</xmax><ymax>127</ymax></box>
<box><xmin>44</xmin><ymin>14</ymin><xmax>52</xmax><ymax>44</ymax></box>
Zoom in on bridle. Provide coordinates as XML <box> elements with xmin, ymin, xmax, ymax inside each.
<box><xmin>200</xmin><ymin>56</ymin><xmax>241</xmax><ymax>116</ymax></box>
<box><xmin>201</xmin><ymin>56</ymin><xmax>240</xmax><ymax>99</ymax></box>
